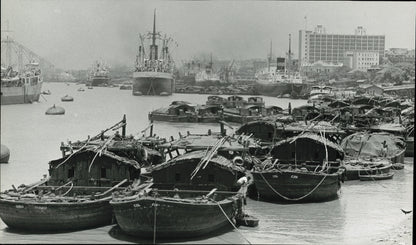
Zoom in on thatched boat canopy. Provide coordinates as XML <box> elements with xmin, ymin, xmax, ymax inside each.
<box><xmin>149</xmin><ymin>150</ymin><xmax>245</xmax><ymax>173</ymax></box>
<box><xmin>49</xmin><ymin>148</ymin><xmax>141</xmax><ymax>169</ymax></box>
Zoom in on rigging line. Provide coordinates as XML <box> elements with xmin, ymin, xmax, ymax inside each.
<box><xmin>153</xmin><ymin>196</ymin><xmax>158</xmax><ymax>245</ymax></box>
<box><xmin>214</xmin><ymin>200</ymin><xmax>252</xmax><ymax>245</ymax></box>
<box><xmin>61</xmin><ymin>181</ymin><xmax>74</xmax><ymax>196</ymax></box>
<box><xmin>55</xmin><ymin>139</ymin><xmax>92</xmax><ymax>169</ymax></box>
<box><xmin>258</xmin><ymin>171</ymin><xmax>328</xmax><ymax>201</ymax></box>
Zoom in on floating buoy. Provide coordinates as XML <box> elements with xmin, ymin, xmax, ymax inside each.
<box><xmin>61</xmin><ymin>95</ymin><xmax>74</xmax><ymax>102</ymax></box>
<box><xmin>0</xmin><ymin>144</ymin><xmax>10</xmax><ymax>163</ymax></box>
<box><xmin>133</xmin><ymin>91</ymin><xmax>142</xmax><ymax>96</ymax></box>
<box><xmin>45</xmin><ymin>104</ymin><xmax>65</xmax><ymax>115</ymax></box>
<box><xmin>160</xmin><ymin>92</ymin><xmax>169</xmax><ymax>96</ymax></box>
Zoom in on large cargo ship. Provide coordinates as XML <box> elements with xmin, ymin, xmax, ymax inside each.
<box><xmin>1</xmin><ymin>31</ymin><xmax>44</xmax><ymax>105</ymax></box>
<box><xmin>1</xmin><ymin>63</ymin><xmax>43</xmax><ymax>105</ymax></box>
<box><xmin>254</xmin><ymin>35</ymin><xmax>310</xmax><ymax>98</ymax></box>
<box><xmin>89</xmin><ymin>61</ymin><xmax>110</xmax><ymax>87</ymax></box>
<box><xmin>133</xmin><ymin>10</ymin><xmax>175</xmax><ymax>96</ymax></box>
<box><xmin>195</xmin><ymin>54</ymin><xmax>220</xmax><ymax>85</ymax></box>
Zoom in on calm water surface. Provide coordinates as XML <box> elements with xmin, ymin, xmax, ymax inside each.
<box><xmin>0</xmin><ymin>82</ymin><xmax>413</xmax><ymax>244</ymax></box>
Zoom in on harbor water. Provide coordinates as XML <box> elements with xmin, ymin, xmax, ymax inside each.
<box><xmin>0</xmin><ymin>82</ymin><xmax>413</xmax><ymax>244</ymax></box>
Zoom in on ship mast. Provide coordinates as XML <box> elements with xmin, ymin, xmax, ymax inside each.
<box><xmin>268</xmin><ymin>40</ymin><xmax>272</xmax><ymax>72</ymax></box>
<box><xmin>150</xmin><ymin>9</ymin><xmax>158</xmax><ymax>61</ymax></box>
<box><xmin>287</xmin><ymin>34</ymin><xmax>292</xmax><ymax>77</ymax></box>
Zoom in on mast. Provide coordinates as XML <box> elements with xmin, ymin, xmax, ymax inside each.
<box><xmin>287</xmin><ymin>34</ymin><xmax>292</xmax><ymax>76</ymax></box>
<box><xmin>150</xmin><ymin>9</ymin><xmax>158</xmax><ymax>60</ymax></box>
<box><xmin>268</xmin><ymin>40</ymin><xmax>273</xmax><ymax>72</ymax></box>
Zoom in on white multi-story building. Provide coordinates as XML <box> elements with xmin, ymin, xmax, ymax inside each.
<box><xmin>344</xmin><ymin>51</ymin><xmax>379</xmax><ymax>71</ymax></box>
<box><xmin>298</xmin><ymin>26</ymin><xmax>385</xmax><ymax>68</ymax></box>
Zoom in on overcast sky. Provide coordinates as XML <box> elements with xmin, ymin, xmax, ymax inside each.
<box><xmin>1</xmin><ymin>0</ymin><xmax>415</xmax><ymax>70</ymax></box>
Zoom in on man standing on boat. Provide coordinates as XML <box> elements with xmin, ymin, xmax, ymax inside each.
<box><xmin>237</xmin><ymin>175</ymin><xmax>251</xmax><ymax>205</ymax></box>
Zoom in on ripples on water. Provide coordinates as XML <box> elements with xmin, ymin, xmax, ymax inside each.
<box><xmin>0</xmin><ymin>83</ymin><xmax>413</xmax><ymax>244</ymax></box>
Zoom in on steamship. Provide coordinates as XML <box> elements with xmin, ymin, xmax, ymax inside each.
<box><xmin>132</xmin><ymin>10</ymin><xmax>175</xmax><ymax>96</ymax></box>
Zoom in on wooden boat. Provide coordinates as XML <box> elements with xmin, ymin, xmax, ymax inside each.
<box><xmin>251</xmin><ymin>132</ymin><xmax>345</xmax><ymax>203</ymax></box>
<box><xmin>252</xmin><ymin>166</ymin><xmax>344</xmax><ymax>203</ymax></box>
<box><xmin>359</xmin><ymin>172</ymin><xmax>394</xmax><ymax>181</ymax></box>
<box><xmin>0</xmin><ymin>118</ymin><xmax>145</xmax><ymax>231</ymax></box>
<box><xmin>0</xmin><ymin>183</ymin><xmax>119</xmax><ymax>231</ymax></box>
<box><xmin>148</xmin><ymin>101</ymin><xmax>199</xmax><ymax>123</ymax></box>
<box><xmin>111</xmin><ymin>188</ymin><xmax>242</xmax><ymax>238</ymax></box>
<box><xmin>111</xmin><ymin>149</ymin><xmax>250</xmax><ymax>239</ymax></box>
<box><xmin>342</xmin><ymin>159</ymin><xmax>392</xmax><ymax>180</ymax></box>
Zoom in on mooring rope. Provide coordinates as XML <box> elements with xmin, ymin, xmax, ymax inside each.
<box><xmin>258</xmin><ymin>171</ymin><xmax>328</xmax><ymax>201</ymax></box>
<box><xmin>153</xmin><ymin>196</ymin><xmax>157</xmax><ymax>245</ymax></box>
<box><xmin>214</xmin><ymin>200</ymin><xmax>252</xmax><ymax>245</ymax></box>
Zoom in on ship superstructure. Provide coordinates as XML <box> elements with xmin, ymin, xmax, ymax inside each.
<box><xmin>254</xmin><ymin>35</ymin><xmax>309</xmax><ymax>98</ymax></box>
<box><xmin>0</xmin><ymin>23</ymin><xmax>50</xmax><ymax>105</ymax></box>
<box><xmin>133</xmin><ymin>10</ymin><xmax>175</xmax><ymax>96</ymax></box>
<box><xmin>89</xmin><ymin>60</ymin><xmax>110</xmax><ymax>86</ymax></box>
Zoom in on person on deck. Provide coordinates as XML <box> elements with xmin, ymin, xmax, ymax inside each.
<box><xmin>237</xmin><ymin>175</ymin><xmax>251</xmax><ymax>205</ymax></box>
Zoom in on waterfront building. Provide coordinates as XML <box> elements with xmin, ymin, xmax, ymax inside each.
<box><xmin>385</xmin><ymin>48</ymin><xmax>415</xmax><ymax>64</ymax></box>
<box><xmin>298</xmin><ymin>25</ymin><xmax>385</xmax><ymax>68</ymax></box>
<box><xmin>344</xmin><ymin>51</ymin><xmax>380</xmax><ymax>71</ymax></box>
<box><xmin>301</xmin><ymin>61</ymin><xmax>343</xmax><ymax>76</ymax></box>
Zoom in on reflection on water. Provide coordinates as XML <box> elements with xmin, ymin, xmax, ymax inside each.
<box><xmin>0</xmin><ymin>83</ymin><xmax>413</xmax><ymax>244</ymax></box>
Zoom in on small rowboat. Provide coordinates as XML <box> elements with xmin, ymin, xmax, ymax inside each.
<box><xmin>236</xmin><ymin>213</ymin><xmax>259</xmax><ymax>227</ymax></box>
<box><xmin>359</xmin><ymin>172</ymin><xmax>394</xmax><ymax>181</ymax></box>
<box><xmin>391</xmin><ymin>163</ymin><xmax>404</xmax><ymax>170</ymax></box>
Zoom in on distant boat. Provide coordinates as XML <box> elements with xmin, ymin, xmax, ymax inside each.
<box><xmin>359</xmin><ymin>172</ymin><xmax>394</xmax><ymax>181</ymax></box>
<box><xmin>88</xmin><ymin>60</ymin><xmax>110</xmax><ymax>87</ymax></box>
<box><xmin>41</xmin><ymin>90</ymin><xmax>51</xmax><ymax>95</ymax></box>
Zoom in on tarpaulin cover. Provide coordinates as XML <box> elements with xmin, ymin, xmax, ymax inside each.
<box><xmin>340</xmin><ymin>132</ymin><xmax>406</xmax><ymax>158</ymax></box>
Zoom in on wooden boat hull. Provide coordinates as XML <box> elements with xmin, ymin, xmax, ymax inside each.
<box><xmin>344</xmin><ymin>163</ymin><xmax>392</xmax><ymax>180</ymax></box>
<box><xmin>405</xmin><ymin>137</ymin><xmax>413</xmax><ymax>157</ymax></box>
<box><xmin>0</xmin><ymin>198</ymin><xmax>112</xmax><ymax>231</ymax></box>
<box><xmin>359</xmin><ymin>172</ymin><xmax>394</xmax><ymax>181</ymax></box>
<box><xmin>111</xmin><ymin>196</ymin><xmax>238</xmax><ymax>238</ymax></box>
<box><xmin>251</xmin><ymin>170</ymin><xmax>342</xmax><ymax>203</ymax></box>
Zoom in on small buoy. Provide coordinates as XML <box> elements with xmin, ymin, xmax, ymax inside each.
<box><xmin>45</xmin><ymin>104</ymin><xmax>65</xmax><ymax>115</ymax></box>
<box><xmin>0</xmin><ymin>144</ymin><xmax>10</xmax><ymax>163</ymax></box>
<box><xmin>61</xmin><ymin>95</ymin><xmax>74</xmax><ymax>102</ymax></box>
<box><xmin>160</xmin><ymin>92</ymin><xmax>169</xmax><ymax>96</ymax></box>
<box><xmin>133</xmin><ymin>91</ymin><xmax>142</xmax><ymax>96</ymax></box>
